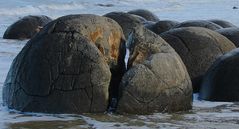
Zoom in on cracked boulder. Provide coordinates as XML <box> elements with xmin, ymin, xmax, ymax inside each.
<box><xmin>146</xmin><ymin>20</ymin><xmax>180</xmax><ymax>35</ymax></box>
<box><xmin>200</xmin><ymin>48</ymin><xmax>239</xmax><ymax>101</ymax></box>
<box><xmin>127</xmin><ymin>9</ymin><xmax>159</xmax><ymax>22</ymax></box>
<box><xmin>216</xmin><ymin>27</ymin><xmax>239</xmax><ymax>47</ymax></box>
<box><xmin>117</xmin><ymin>25</ymin><xmax>192</xmax><ymax>114</ymax></box>
<box><xmin>160</xmin><ymin>27</ymin><xmax>236</xmax><ymax>92</ymax></box>
<box><xmin>2</xmin><ymin>14</ymin><xmax>126</xmax><ymax>114</ymax></box>
<box><xmin>209</xmin><ymin>19</ymin><xmax>237</xmax><ymax>28</ymax></box>
<box><xmin>3</xmin><ymin>15</ymin><xmax>52</xmax><ymax>39</ymax></box>
<box><xmin>173</xmin><ymin>20</ymin><xmax>222</xmax><ymax>30</ymax></box>
<box><xmin>104</xmin><ymin>12</ymin><xmax>143</xmax><ymax>39</ymax></box>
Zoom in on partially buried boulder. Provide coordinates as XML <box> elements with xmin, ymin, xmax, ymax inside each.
<box><xmin>104</xmin><ymin>12</ymin><xmax>143</xmax><ymax>39</ymax></box>
<box><xmin>200</xmin><ymin>48</ymin><xmax>239</xmax><ymax>101</ymax></box>
<box><xmin>209</xmin><ymin>19</ymin><xmax>237</xmax><ymax>28</ymax></box>
<box><xmin>3</xmin><ymin>15</ymin><xmax>52</xmax><ymax>39</ymax></box>
<box><xmin>160</xmin><ymin>27</ymin><xmax>236</xmax><ymax>92</ymax></box>
<box><xmin>3</xmin><ymin>14</ymin><xmax>126</xmax><ymax>114</ymax></box>
<box><xmin>173</xmin><ymin>20</ymin><xmax>222</xmax><ymax>30</ymax></box>
<box><xmin>128</xmin><ymin>9</ymin><xmax>159</xmax><ymax>22</ymax></box>
<box><xmin>117</xmin><ymin>25</ymin><xmax>192</xmax><ymax>114</ymax></box>
<box><xmin>146</xmin><ymin>20</ymin><xmax>180</xmax><ymax>34</ymax></box>
<box><xmin>216</xmin><ymin>27</ymin><xmax>239</xmax><ymax>47</ymax></box>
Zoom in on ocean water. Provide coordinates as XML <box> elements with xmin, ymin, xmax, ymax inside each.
<box><xmin>1</xmin><ymin>0</ymin><xmax>239</xmax><ymax>128</ymax></box>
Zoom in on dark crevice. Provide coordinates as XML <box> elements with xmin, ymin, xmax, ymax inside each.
<box><xmin>143</xmin><ymin>63</ymin><xmax>171</xmax><ymax>89</ymax></box>
<box><xmin>59</xmin><ymin>73</ymin><xmax>87</xmax><ymax>76</ymax></box>
<box><xmin>54</xmin><ymin>87</ymin><xmax>86</xmax><ymax>92</ymax></box>
<box><xmin>16</xmin><ymin>83</ymin><xmax>50</xmax><ymax>98</ymax></box>
<box><xmin>71</xmin><ymin>76</ymin><xmax>76</xmax><ymax>90</ymax></box>
<box><xmin>107</xmin><ymin>39</ymin><xmax>126</xmax><ymax>112</ymax></box>
<box><xmin>84</xmin><ymin>88</ymin><xmax>91</xmax><ymax>100</ymax></box>
<box><xmin>89</xmin><ymin>65</ymin><xmax>94</xmax><ymax>112</ymax></box>
<box><xmin>120</xmin><ymin>63</ymin><xmax>191</xmax><ymax>106</ymax></box>
<box><xmin>126</xmin><ymin>90</ymin><xmax>146</xmax><ymax>104</ymax></box>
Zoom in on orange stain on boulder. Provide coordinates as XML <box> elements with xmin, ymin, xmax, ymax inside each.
<box><xmin>89</xmin><ymin>27</ymin><xmax>103</xmax><ymax>43</ymax></box>
<box><xmin>108</xmin><ymin>31</ymin><xmax>121</xmax><ymax>60</ymax></box>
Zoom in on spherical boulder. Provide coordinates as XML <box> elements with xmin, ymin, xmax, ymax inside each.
<box><xmin>146</xmin><ymin>20</ymin><xmax>180</xmax><ymax>34</ymax></box>
<box><xmin>173</xmin><ymin>20</ymin><xmax>222</xmax><ymax>30</ymax></box>
<box><xmin>3</xmin><ymin>15</ymin><xmax>52</xmax><ymax>39</ymax></box>
<box><xmin>2</xmin><ymin>14</ymin><xmax>126</xmax><ymax>114</ymax></box>
<box><xmin>209</xmin><ymin>19</ymin><xmax>237</xmax><ymax>28</ymax></box>
<box><xmin>128</xmin><ymin>9</ymin><xmax>159</xmax><ymax>22</ymax></box>
<box><xmin>160</xmin><ymin>27</ymin><xmax>236</xmax><ymax>92</ymax></box>
<box><xmin>104</xmin><ymin>12</ymin><xmax>143</xmax><ymax>39</ymax></box>
<box><xmin>216</xmin><ymin>27</ymin><xmax>239</xmax><ymax>47</ymax></box>
<box><xmin>200</xmin><ymin>48</ymin><xmax>239</xmax><ymax>101</ymax></box>
<box><xmin>117</xmin><ymin>25</ymin><xmax>192</xmax><ymax>114</ymax></box>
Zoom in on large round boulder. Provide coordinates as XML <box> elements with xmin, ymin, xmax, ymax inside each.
<box><xmin>117</xmin><ymin>25</ymin><xmax>192</xmax><ymax>114</ymax></box>
<box><xmin>173</xmin><ymin>20</ymin><xmax>222</xmax><ymax>30</ymax></box>
<box><xmin>3</xmin><ymin>14</ymin><xmax>126</xmax><ymax>114</ymax></box>
<box><xmin>128</xmin><ymin>9</ymin><xmax>159</xmax><ymax>22</ymax></box>
<box><xmin>216</xmin><ymin>27</ymin><xmax>239</xmax><ymax>47</ymax></box>
<box><xmin>160</xmin><ymin>27</ymin><xmax>236</xmax><ymax>92</ymax></box>
<box><xmin>200</xmin><ymin>48</ymin><xmax>239</xmax><ymax>101</ymax></box>
<box><xmin>146</xmin><ymin>20</ymin><xmax>180</xmax><ymax>34</ymax></box>
<box><xmin>104</xmin><ymin>12</ymin><xmax>143</xmax><ymax>39</ymax></box>
<box><xmin>209</xmin><ymin>19</ymin><xmax>237</xmax><ymax>28</ymax></box>
<box><xmin>3</xmin><ymin>15</ymin><xmax>52</xmax><ymax>39</ymax></box>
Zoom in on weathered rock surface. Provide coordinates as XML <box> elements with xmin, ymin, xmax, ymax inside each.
<box><xmin>117</xmin><ymin>25</ymin><xmax>192</xmax><ymax>114</ymax></box>
<box><xmin>216</xmin><ymin>27</ymin><xmax>239</xmax><ymax>47</ymax></box>
<box><xmin>3</xmin><ymin>15</ymin><xmax>52</xmax><ymax>39</ymax></box>
<box><xmin>173</xmin><ymin>20</ymin><xmax>222</xmax><ymax>30</ymax></box>
<box><xmin>209</xmin><ymin>19</ymin><xmax>237</xmax><ymax>28</ymax></box>
<box><xmin>161</xmin><ymin>27</ymin><xmax>236</xmax><ymax>92</ymax></box>
<box><xmin>3</xmin><ymin>14</ymin><xmax>126</xmax><ymax>114</ymax></box>
<box><xmin>200</xmin><ymin>48</ymin><xmax>239</xmax><ymax>101</ymax></box>
<box><xmin>104</xmin><ymin>12</ymin><xmax>143</xmax><ymax>39</ymax></box>
<box><xmin>146</xmin><ymin>20</ymin><xmax>180</xmax><ymax>34</ymax></box>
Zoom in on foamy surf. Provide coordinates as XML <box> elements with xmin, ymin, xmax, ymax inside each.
<box><xmin>0</xmin><ymin>2</ymin><xmax>86</xmax><ymax>16</ymax></box>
